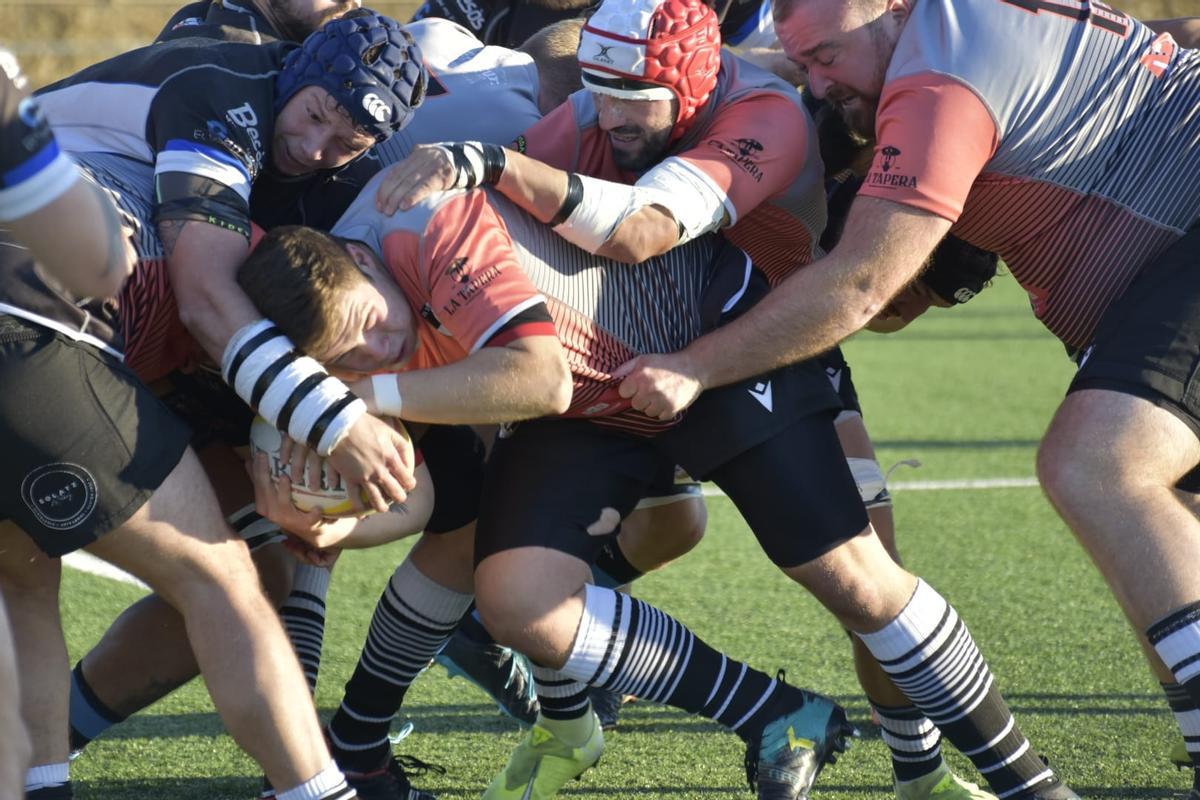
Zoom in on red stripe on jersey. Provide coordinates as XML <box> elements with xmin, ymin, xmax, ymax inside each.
<box><xmin>485</xmin><ymin>321</ymin><xmax>558</xmax><ymax>348</ymax></box>
<box><xmin>118</xmin><ymin>257</ymin><xmax>198</xmax><ymax>383</ymax></box>
<box><xmin>952</xmin><ymin>177</ymin><xmax>1180</xmax><ymax>349</ymax></box>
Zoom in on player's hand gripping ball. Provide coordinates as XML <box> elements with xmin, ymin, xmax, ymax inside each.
<box><xmin>249</xmin><ymin>416</ymin><xmax>411</xmax><ymax>517</ymax></box>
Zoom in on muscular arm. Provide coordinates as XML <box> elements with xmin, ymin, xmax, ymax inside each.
<box><xmin>11</xmin><ymin>177</ymin><xmax>135</xmax><ymax>299</ymax></box>
<box><xmin>686</xmin><ymin>198</ymin><xmax>950</xmax><ymax>384</ymax></box>
<box><xmin>158</xmin><ymin>218</ymin><xmax>257</xmax><ymax>360</ymax></box>
<box><xmin>359</xmin><ymin>334</ymin><xmax>572</xmax><ymax>424</ymax></box>
<box><xmin>380</xmin><ymin>144</ymin><xmax>682</xmax><ymax>263</ymax></box>
<box><xmin>489</xmin><ymin>149</ymin><xmax>684</xmax><ymax>263</ymax></box>
<box><xmin>619</xmin><ymin>197</ymin><xmax>951</xmax><ymax>417</ymax></box>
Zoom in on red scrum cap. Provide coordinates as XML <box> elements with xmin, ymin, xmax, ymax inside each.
<box><xmin>578</xmin><ymin>0</ymin><xmax>722</xmax><ymax>143</ymax></box>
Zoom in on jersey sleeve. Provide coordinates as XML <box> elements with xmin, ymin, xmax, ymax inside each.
<box><xmin>669</xmin><ymin>90</ymin><xmax>811</xmax><ymax>225</ymax></box>
<box><xmin>0</xmin><ymin>53</ymin><xmax>79</xmax><ymax>222</ymax></box>
<box><xmin>413</xmin><ymin>190</ymin><xmax>555</xmax><ymax>353</ymax></box>
<box><xmin>149</xmin><ymin>69</ymin><xmax>273</xmax><ymax>239</ymax></box>
<box><xmin>514</xmin><ymin>97</ymin><xmax>583</xmax><ymax>171</ymax></box>
<box><xmin>856</xmin><ymin>73</ymin><xmax>1000</xmax><ymax>222</ymax></box>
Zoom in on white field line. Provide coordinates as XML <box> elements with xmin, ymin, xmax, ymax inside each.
<box><xmin>62</xmin><ymin>551</ymin><xmax>149</xmax><ymax>590</ymax></box>
<box><xmin>701</xmin><ymin>476</ymin><xmax>1039</xmax><ymax>497</ymax></box>
<box><xmin>65</xmin><ymin>477</ymin><xmax>1040</xmax><ymax>587</ymax></box>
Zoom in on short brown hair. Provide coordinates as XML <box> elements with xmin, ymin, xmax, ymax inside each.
<box><xmin>237</xmin><ymin>225</ymin><xmax>366</xmax><ymax>358</ymax></box>
<box><xmin>518</xmin><ymin>17</ymin><xmax>585</xmax><ymax>111</ymax></box>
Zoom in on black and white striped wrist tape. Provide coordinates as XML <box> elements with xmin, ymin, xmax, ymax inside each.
<box><xmin>222</xmin><ymin>319</ymin><xmax>366</xmax><ymax>456</ymax></box>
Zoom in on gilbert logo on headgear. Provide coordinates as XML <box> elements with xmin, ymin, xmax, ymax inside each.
<box><xmin>593</xmin><ymin>44</ymin><xmax>616</xmax><ymax>65</ymax></box>
<box><xmin>363</xmin><ymin>93</ymin><xmax>391</xmax><ymax>123</ymax></box>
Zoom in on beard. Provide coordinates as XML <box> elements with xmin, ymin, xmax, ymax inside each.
<box><xmin>270</xmin><ymin>0</ymin><xmax>358</xmax><ymax>41</ymax></box>
<box><xmin>610</xmin><ymin>125</ymin><xmax>673</xmax><ymax>173</ymax></box>
<box><xmin>828</xmin><ymin>16</ymin><xmax>895</xmax><ymax>139</ymax></box>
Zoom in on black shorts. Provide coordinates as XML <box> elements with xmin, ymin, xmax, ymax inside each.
<box><xmin>475</xmin><ymin>403</ymin><xmax>866</xmax><ymax>570</ymax></box>
<box><xmin>419</xmin><ymin>424</ymin><xmax>486</xmax><ymax>534</ymax></box>
<box><xmin>817</xmin><ymin>346</ymin><xmax>862</xmax><ymax>420</ymax></box>
<box><xmin>1070</xmin><ymin>226</ymin><xmax>1200</xmax><ymax>437</ymax></box>
<box><xmin>0</xmin><ymin>316</ymin><xmax>191</xmax><ymax>557</ymax></box>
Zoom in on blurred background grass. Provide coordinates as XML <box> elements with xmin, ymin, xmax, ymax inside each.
<box><xmin>4</xmin><ymin>0</ymin><xmax>1196</xmax><ymax>88</ymax></box>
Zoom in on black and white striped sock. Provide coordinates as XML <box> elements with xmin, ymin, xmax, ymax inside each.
<box><xmin>532</xmin><ymin>664</ymin><xmax>590</xmax><ymax>721</ymax></box>
<box><xmin>1161</xmin><ymin>681</ymin><xmax>1200</xmax><ymax>764</ymax></box>
<box><xmin>328</xmin><ymin>558</ymin><xmax>472</xmax><ymax>772</ymax></box>
<box><xmin>873</xmin><ymin>703</ymin><xmax>944</xmax><ymax>781</ymax></box>
<box><xmin>280</xmin><ymin>564</ymin><xmax>331</xmax><ymax>694</ymax></box>
<box><xmin>1149</xmin><ymin>603</ymin><xmax>1200</xmax><ymax>768</ymax></box>
<box><xmin>858</xmin><ymin>580</ymin><xmax>1054</xmax><ymax>798</ymax></box>
<box><xmin>557</xmin><ymin>585</ymin><xmax>783</xmax><ymax>741</ymax></box>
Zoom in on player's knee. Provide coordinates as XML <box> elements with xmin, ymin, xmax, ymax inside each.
<box><xmin>786</xmin><ymin>529</ymin><xmax>912</xmax><ymax>628</ymax></box>
<box><xmin>1037</xmin><ymin>428</ymin><xmax>1112</xmax><ymax>511</ymax></box>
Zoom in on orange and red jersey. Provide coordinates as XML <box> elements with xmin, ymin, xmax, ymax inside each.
<box><xmin>517</xmin><ymin>49</ymin><xmax>826</xmax><ymax>286</ymax></box>
<box><xmin>858</xmin><ymin>0</ymin><xmax>1200</xmax><ymax>351</ymax></box>
<box><xmin>333</xmin><ymin>171</ymin><xmax>733</xmax><ymax>433</ymax></box>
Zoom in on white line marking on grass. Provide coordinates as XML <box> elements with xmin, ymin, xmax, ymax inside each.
<box><xmin>62</xmin><ymin>552</ymin><xmax>149</xmax><ymax>590</ymax></box>
<box><xmin>702</xmin><ymin>476</ymin><xmax>1039</xmax><ymax>497</ymax></box>
<box><xmin>65</xmin><ymin>477</ymin><xmax>1041</xmax><ymax>587</ymax></box>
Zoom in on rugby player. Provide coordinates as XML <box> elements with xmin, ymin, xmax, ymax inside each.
<box><xmin>377</xmin><ymin>0</ymin><xmax>1037</xmax><ymax>795</ymax></box>
<box><xmin>62</xmin><ymin>12</ymin><xmax>592</xmax><ymax>761</ymax></box>
<box><xmin>0</xmin><ymin>13</ymin><xmax>425</xmax><ymax>799</ymax></box>
<box><xmin>0</xmin><ymin>46</ymin><xmax>138</xmax><ymax>800</ymax></box>
<box><xmin>236</xmin><ymin>134</ymin><xmax>1071</xmax><ymax>797</ymax></box>
<box><xmin>612</xmin><ymin>0</ymin><xmax>1200</xmax><ymax>795</ymax></box>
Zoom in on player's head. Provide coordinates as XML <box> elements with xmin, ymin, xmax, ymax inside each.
<box><xmin>258</xmin><ymin>0</ymin><xmax>361</xmax><ymax>41</ymax></box>
<box><xmin>518</xmin><ymin>17</ymin><xmax>586</xmax><ymax>115</ymax></box>
<box><xmin>273</xmin><ymin>11</ymin><xmax>428</xmax><ymax>175</ymax></box>
<box><xmin>773</xmin><ymin>0</ymin><xmax>910</xmax><ymax>138</ymax></box>
<box><xmin>237</xmin><ymin>225</ymin><xmax>418</xmax><ymax>376</ymax></box>
<box><xmin>579</xmin><ymin>0</ymin><xmax>721</xmax><ymax>168</ymax></box>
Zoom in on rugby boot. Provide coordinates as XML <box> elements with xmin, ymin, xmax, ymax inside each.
<box><xmin>482</xmin><ymin>711</ymin><xmax>604</xmax><ymax>799</ymax></box>
<box><xmin>895</xmin><ymin>763</ymin><xmax>996</xmax><ymax>800</ymax></box>
<box><xmin>744</xmin><ymin>689</ymin><xmax>856</xmax><ymax>799</ymax></box>
<box><xmin>1008</xmin><ymin>777</ymin><xmax>1080</xmax><ymax>799</ymax></box>
<box><xmin>344</xmin><ymin>753</ymin><xmax>442</xmax><ymax>800</ymax></box>
<box><xmin>587</xmin><ymin>686</ymin><xmax>625</xmax><ymax>730</ymax></box>
<box><xmin>436</xmin><ymin>630</ymin><xmax>538</xmax><ymax>725</ymax></box>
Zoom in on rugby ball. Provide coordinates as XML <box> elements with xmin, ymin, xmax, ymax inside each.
<box><xmin>248</xmin><ymin>416</ymin><xmax>411</xmax><ymax>517</ymax></box>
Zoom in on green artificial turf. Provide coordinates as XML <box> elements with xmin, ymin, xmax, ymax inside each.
<box><xmin>61</xmin><ymin>276</ymin><xmax>1185</xmax><ymax>798</ymax></box>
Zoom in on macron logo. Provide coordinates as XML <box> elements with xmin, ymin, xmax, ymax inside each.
<box><xmin>748</xmin><ymin>380</ymin><xmax>773</xmax><ymax>412</ymax></box>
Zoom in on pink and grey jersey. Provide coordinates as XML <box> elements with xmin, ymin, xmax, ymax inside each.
<box><xmin>333</xmin><ymin>170</ymin><xmax>734</xmax><ymax>434</ymax></box>
<box><xmin>858</xmin><ymin>0</ymin><xmax>1200</xmax><ymax>350</ymax></box>
<box><xmin>519</xmin><ymin>49</ymin><xmax>826</xmax><ymax>286</ymax></box>
<box><xmin>372</xmin><ymin>17</ymin><xmax>542</xmax><ymax>167</ymax></box>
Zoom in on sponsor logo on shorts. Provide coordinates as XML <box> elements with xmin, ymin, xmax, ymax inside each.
<box><xmin>21</xmin><ymin>463</ymin><xmax>98</xmax><ymax>531</ymax></box>
<box><xmin>748</xmin><ymin>380</ymin><xmax>773</xmax><ymax>412</ymax></box>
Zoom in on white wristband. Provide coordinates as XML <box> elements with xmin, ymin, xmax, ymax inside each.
<box><xmin>315</xmin><ymin>397</ymin><xmax>368</xmax><ymax>457</ymax></box>
<box><xmin>371</xmin><ymin>374</ymin><xmax>403</xmax><ymax>417</ymax></box>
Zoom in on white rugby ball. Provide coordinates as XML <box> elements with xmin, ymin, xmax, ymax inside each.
<box><xmin>248</xmin><ymin>416</ymin><xmax>410</xmax><ymax>517</ymax></box>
